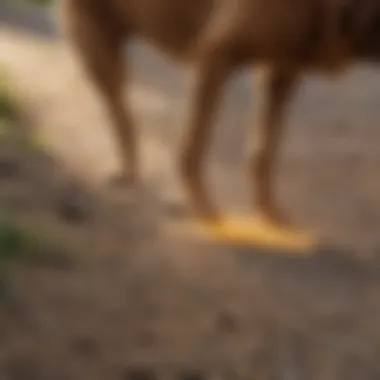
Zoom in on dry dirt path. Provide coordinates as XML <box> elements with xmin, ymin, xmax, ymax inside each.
<box><xmin>2</xmin><ymin>3</ymin><xmax>380</xmax><ymax>379</ymax></box>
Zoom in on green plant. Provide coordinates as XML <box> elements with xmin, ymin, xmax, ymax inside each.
<box><xmin>20</xmin><ymin>0</ymin><xmax>52</xmax><ymax>6</ymax></box>
<box><xmin>0</xmin><ymin>216</ymin><xmax>74</xmax><ymax>268</ymax></box>
<box><xmin>0</xmin><ymin>74</ymin><xmax>19</xmax><ymax>124</ymax></box>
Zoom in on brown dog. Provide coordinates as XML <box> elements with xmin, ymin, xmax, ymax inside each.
<box><xmin>59</xmin><ymin>0</ymin><xmax>379</xmax><ymax>238</ymax></box>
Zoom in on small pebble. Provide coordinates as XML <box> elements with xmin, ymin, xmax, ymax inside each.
<box><xmin>56</xmin><ymin>186</ymin><xmax>91</xmax><ymax>224</ymax></box>
<box><xmin>71</xmin><ymin>335</ymin><xmax>99</xmax><ymax>358</ymax></box>
<box><xmin>122</xmin><ymin>367</ymin><xmax>157</xmax><ymax>380</ymax></box>
<box><xmin>137</xmin><ymin>330</ymin><xmax>156</xmax><ymax>348</ymax></box>
<box><xmin>216</xmin><ymin>311</ymin><xmax>238</xmax><ymax>333</ymax></box>
<box><xmin>177</xmin><ymin>370</ymin><xmax>205</xmax><ymax>380</ymax></box>
<box><xmin>0</xmin><ymin>157</ymin><xmax>19</xmax><ymax>180</ymax></box>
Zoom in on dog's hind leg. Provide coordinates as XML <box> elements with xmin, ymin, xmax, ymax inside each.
<box><xmin>242</xmin><ymin>66</ymin><xmax>316</xmax><ymax>252</ymax></box>
<box><xmin>180</xmin><ymin>48</ymin><xmax>236</xmax><ymax>221</ymax></box>
<box><xmin>61</xmin><ymin>1</ymin><xmax>138</xmax><ymax>185</ymax></box>
<box><xmin>248</xmin><ymin>66</ymin><xmax>297</xmax><ymax>226</ymax></box>
<box><xmin>180</xmin><ymin>64</ymin><xmax>316</xmax><ymax>253</ymax></box>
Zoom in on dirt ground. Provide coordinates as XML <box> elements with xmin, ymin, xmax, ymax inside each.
<box><xmin>2</xmin><ymin>2</ymin><xmax>380</xmax><ymax>379</ymax></box>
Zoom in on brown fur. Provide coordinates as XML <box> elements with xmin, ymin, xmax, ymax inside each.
<box><xmin>59</xmin><ymin>0</ymin><xmax>380</xmax><ymax>226</ymax></box>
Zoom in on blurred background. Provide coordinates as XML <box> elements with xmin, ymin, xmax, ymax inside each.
<box><xmin>1</xmin><ymin>0</ymin><xmax>380</xmax><ymax>378</ymax></box>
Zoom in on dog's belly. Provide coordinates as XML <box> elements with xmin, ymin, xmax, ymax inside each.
<box><xmin>113</xmin><ymin>0</ymin><xmax>215</xmax><ymax>61</ymax></box>
<box><xmin>132</xmin><ymin>0</ymin><xmax>320</xmax><ymax>65</ymax></box>
<box><xmin>111</xmin><ymin>0</ymin><xmax>345</xmax><ymax>69</ymax></box>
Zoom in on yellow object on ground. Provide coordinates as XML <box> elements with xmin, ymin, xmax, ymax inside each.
<box><xmin>166</xmin><ymin>215</ymin><xmax>316</xmax><ymax>254</ymax></box>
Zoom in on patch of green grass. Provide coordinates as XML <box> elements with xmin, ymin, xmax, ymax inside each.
<box><xmin>0</xmin><ymin>216</ymin><xmax>74</xmax><ymax>269</ymax></box>
<box><xmin>0</xmin><ymin>215</ymin><xmax>75</xmax><ymax>310</ymax></box>
<box><xmin>0</xmin><ymin>73</ymin><xmax>19</xmax><ymax>125</ymax></box>
<box><xmin>0</xmin><ymin>70</ymin><xmax>22</xmax><ymax>150</ymax></box>
<box><xmin>18</xmin><ymin>0</ymin><xmax>51</xmax><ymax>7</ymax></box>
<box><xmin>0</xmin><ymin>69</ymin><xmax>49</xmax><ymax>153</ymax></box>
<box><xmin>0</xmin><ymin>0</ymin><xmax>52</xmax><ymax>7</ymax></box>
<box><xmin>0</xmin><ymin>70</ymin><xmax>75</xmax><ymax>310</ymax></box>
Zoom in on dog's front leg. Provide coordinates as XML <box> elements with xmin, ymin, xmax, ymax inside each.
<box><xmin>248</xmin><ymin>65</ymin><xmax>298</xmax><ymax>227</ymax></box>
<box><xmin>180</xmin><ymin>43</ymin><xmax>237</xmax><ymax>221</ymax></box>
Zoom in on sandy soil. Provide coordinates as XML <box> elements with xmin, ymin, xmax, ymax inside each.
<box><xmin>2</xmin><ymin>3</ymin><xmax>380</xmax><ymax>379</ymax></box>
